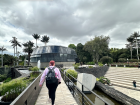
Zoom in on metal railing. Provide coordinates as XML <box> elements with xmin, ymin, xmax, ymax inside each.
<box><xmin>60</xmin><ymin>69</ymin><xmax>111</xmax><ymax>105</ymax></box>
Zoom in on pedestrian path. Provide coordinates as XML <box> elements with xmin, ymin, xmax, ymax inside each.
<box><xmin>35</xmin><ymin>78</ymin><xmax>78</xmax><ymax>105</ymax></box>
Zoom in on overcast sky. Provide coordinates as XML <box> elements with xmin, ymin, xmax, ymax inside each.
<box><xmin>0</xmin><ymin>0</ymin><xmax>140</xmax><ymax>55</ymax></box>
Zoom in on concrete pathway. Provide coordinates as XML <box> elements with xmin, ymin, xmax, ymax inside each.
<box><xmin>35</xmin><ymin>78</ymin><xmax>78</xmax><ymax>105</ymax></box>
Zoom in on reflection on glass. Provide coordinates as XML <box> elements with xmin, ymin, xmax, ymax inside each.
<box><xmin>31</xmin><ymin>46</ymin><xmax>77</xmax><ymax>62</ymax></box>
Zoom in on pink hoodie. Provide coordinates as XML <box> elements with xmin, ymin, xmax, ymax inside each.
<box><xmin>39</xmin><ymin>66</ymin><xmax>61</xmax><ymax>86</ymax></box>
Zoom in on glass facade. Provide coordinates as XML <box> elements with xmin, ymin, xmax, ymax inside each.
<box><xmin>30</xmin><ymin>46</ymin><xmax>77</xmax><ymax>62</ymax></box>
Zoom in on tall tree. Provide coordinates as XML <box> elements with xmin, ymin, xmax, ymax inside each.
<box><xmin>23</xmin><ymin>41</ymin><xmax>34</xmax><ymax>66</ymax></box>
<box><xmin>127</xmin><ymin>35</ymin><xmax>134</xmax><ymax>59</ymax></box>
<box><xmin>68</xmin><ymin>44</ymin><xmax>76</xmax><ymax>50</ymax></box>
<box><xmin>76</xmin><ymin>43</ymin><xmax>84</xmax><ymax>62</ymax></box>
<box><xmin>41</xmin><ymin>35</ymin><xmax>49</xmax><ymax>46</ymax></box>
<box><xmin>9</xmin><ymin>37</ymin><xmax>17</xmax><ymax>66</ymax></box>
<box><xmin>10</xmin><ymin>38</ymin><xmax>21</xmax><ymax>66</ymax></box>
<box><xmin>9</xmin><ymin>37</ymin><xmax>16</xmax><ymax>57</ymax></box>
<box><xmin>84</xmin><ymin>35</ymin><xmax>110</xmax><ymax>63</ymax></box>
<box><xmin>131</xmin><ymin>32</ymin><xmax>140</xmax><ymax>61</ymax></box>
<box><xmin>3</xmin><ymin>54</ymin><xmax>15</xmax><ymax>66</ymax></box>
<box><xmin>0</xmin><ymin>46</ymin><xmax>7</xmax><ymax>67</ymax></box>
<box><xmin>110</xmin><ymin>48</ymin><xmax>118</xmax><ymax>62</ymax></box>
<box><xmin>32</xmin><ymin>34</ymin><xmax>40</xmax><ymax>47</ymax></box>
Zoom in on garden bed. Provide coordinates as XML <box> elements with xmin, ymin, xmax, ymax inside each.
<box><xmin>0</xmin><ymin>71</ymin><xmax>41</xmax><ymax>105</ymax></box>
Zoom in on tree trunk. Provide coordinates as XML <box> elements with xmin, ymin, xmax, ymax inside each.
<box><xmin>36</xmin><ymin>39</ymin><xmax>37</xmax><ymax>47</ymax></box>
<box><xmin>1</xmin><ymin>51</ymin><xmax>3</xmax><ymax>67</ymax></box>
<box><xmin>136</xmin><ymin>38</ymin><xmax>139</xmax><ymax>62</ymax></box>
<box><xmin>28</xmin><ymin>52</ymin><xmax>30</xmax><ymax>66</ymax></box>
<box><xmin>14</xmin><ymin>46</ymin><xmax>15</xmax><ymax>67</ymax></box>
<box><xmin>45</xmin><ymin>42</ymin><xmax>46</xmax><ymax>46</ymax></box>
<box><xmin>16</xmin><ymin>45</ymin><xmax>18</xmax><ymax>66</ymax></box>
<box><xmin>130</xmin><ymin>44</ymin><xmax>132</xmax><ymax>59</ymax></box>
<box><xmin>17</xmin><ymin>52</ymin><xmax>19</xmax><ymax>66</ymax></box>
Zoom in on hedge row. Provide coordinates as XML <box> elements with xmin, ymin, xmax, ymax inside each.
<box><xmin>110</xmin><ymin>65</ymin><xmax>139</xmax><ymax>67</ymax></box>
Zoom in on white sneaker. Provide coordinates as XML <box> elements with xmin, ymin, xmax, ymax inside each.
<box><xmin>48</xmin><ymin>98</ymin><xmax>51</xmax><ymax>103</ymax></box>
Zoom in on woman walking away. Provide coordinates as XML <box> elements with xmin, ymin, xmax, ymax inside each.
<box><xmin>39</xmin><ymin>60</ymin><xmax>61</xmax><ymax>105</ymax></box>
<box><xmin>133</xmin><ymin>80</ymin><xmax>136</xmax><ymax>88</ymax></box>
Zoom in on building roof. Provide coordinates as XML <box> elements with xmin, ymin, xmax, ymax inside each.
<box><xmin>31</xmin><ymin>45</ymin><xmax>76</xmax><ymax>55</ymax></box>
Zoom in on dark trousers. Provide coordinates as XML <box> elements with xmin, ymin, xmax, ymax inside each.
<box><xmin>46</xmin><ymin>81</ymin><xmax>58</xmax><ymax>105</ymax></box>
<box><xmin>133</xmin><ymin>83</ymin><xmax>136</xmax><ymax>87</ymax></box>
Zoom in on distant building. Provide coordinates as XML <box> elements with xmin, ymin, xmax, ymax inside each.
<box><xmin>30</xmin><ymin>45</ymin><xmax>77</xmax><ymax>68</ymax></box>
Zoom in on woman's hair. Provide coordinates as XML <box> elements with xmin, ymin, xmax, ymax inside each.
<box><xmin>49</xmin><ymin>60</ymin><xmax>55</xmax><ymax>66</ymax></box>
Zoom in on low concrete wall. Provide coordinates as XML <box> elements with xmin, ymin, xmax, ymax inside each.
<box><xmin>75</xmin><ymin>66</ymin><xmax>109</xmax><ymax>78</ymax></box>
<box><xmin>31</xmin><ymin>62</ymin><xmax>75</xmax><ymax>68</ymax></box>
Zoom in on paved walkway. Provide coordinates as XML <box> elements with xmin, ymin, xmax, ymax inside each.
<box><xmin>35</xmin><ymin>78</ymin><xmax>78</xmax><ymax>105</ymax></box>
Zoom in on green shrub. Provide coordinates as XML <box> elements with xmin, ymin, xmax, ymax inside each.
<box><xmin>66</xmin><ymin>69</ymin><xmax>78</xmax><ymax>79</ymax></box>
<box><xmin>3</xmin><ymin>78</ymin><xmax>11</xmax><ymax>83</ymax></box>
<box><xmin>30</xmin><ymin>66</ymin><xmax>39</xmax><ymax>72</ymax></box>
<box><xmin>19</xmin><ymin>61</ymin><xmax>24</xmax><ymax>66</ymax></box>
<box><xmin>30</xmin><ymin>72</ymin><xmax>40</xmax><ymax>78</ymax></box>
<box><xmin>4</xmin><ymin>65</ymin><xmax>9</xmax><ymax>68</ymax></box>
<box><xmin>74</xmin><ymin>65</ymin><xmax>79</xmax><ymax>69</ymax></box>
<box><xmin>100</xmin><ymin>56</ymin><xmax>113</xmax><ymax>64</ymax></box>
<box><xmin>0</xmin><ymin>74</ymin><xmax>7</xmax><ymax>82</ymax></box>
<box><xmin>88</xmin><ymin>66</ymin><xmax>93</xmax><ymax>68</ymax></box>
<box><xmin>61</xmin><ymin>68</ymin><xmax>66</xmax><ymax>72</ymax></box>
<box><xmin>98</xmin><ymin>76</ymin><xmax>110</xmax><ymax>84</ymax></box>
<box><xmin>76</xmin><ymin>63</ymin><xmax>80</xmax><ymax>66</ymax></box>
<box><xmin>96</xmin><ymin>78</ymin><xmax>99</xmax><ymax>81</ymax></box>
<box><xmin>0</xmin><ymin>78</ymin><xmax>27</xmax><ymax>102</ymax></box>
<box><xmin>28</xmin><ymin>67</ymin><xmax>32</xmax><ymax>71</ymax></box>
<box><xmin>86</xmin><ymin>61</ymin><xmax>95</xmax><ymax>65</ymax></box>
<box><xmin>118</xmin><ymin>58</ymin><xmax>127</xmax><ymax>62</ymax></box>
<box><xmin>129</xmin><ymin>59</ymin><xmax>138</xmax><ymax>62</ymax></box>
<box><xmin>98</xmin><ymin>62</ymin><xmax>103</xmax><ymax>67</ymax></box>
<box><xmin>73</xmin><ymin>63</ymin><xmax>80</xmax><ymax>66</ymax></box>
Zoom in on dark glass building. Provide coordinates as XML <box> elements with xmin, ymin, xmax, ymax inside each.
<box><xmin>30</xmin><ymin>45</ymin><xmax>77</xmax><ymax>68</ymax></box>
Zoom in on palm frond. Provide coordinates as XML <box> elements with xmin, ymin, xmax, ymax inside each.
<box><xmin>32</xmin><ymin>34</ymin><xmax>40</xmax><ymax>39</ymax></box>
<box><xmin>41</xmin><ymin>35</ymin><xmax>49</xmax><ymax>43</ymax></box>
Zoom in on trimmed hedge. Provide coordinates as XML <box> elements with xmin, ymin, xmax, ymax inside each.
<box><xmin>100</xmin><ymin>56</ymin><xmax>113</xmax><ymax>64</ymax></box>
<box><xmin>110</xmin><ymin>64</ymin><xmax>138</xmax><ymax>67</ymax></box>
<box><xmin>118</xmin><ymin>58</ymin><xmax>127</xmax><ymax>62</ymax></box>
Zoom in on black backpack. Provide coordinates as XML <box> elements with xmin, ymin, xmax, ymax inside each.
<box><xmin>46</xmin><ymin>67</ymin><xmax>58</xmax><ymax>85</ymax></box>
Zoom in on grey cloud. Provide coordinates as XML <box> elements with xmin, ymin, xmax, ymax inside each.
<box><xmin>0</xmin><ymin>0</ymin><xmax>140</xmax><ymax>51</ymax></box>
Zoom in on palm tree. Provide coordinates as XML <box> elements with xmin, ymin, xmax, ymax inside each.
<box><xmin>15</xmin><ymin>40</ymin><xmax>21</xmax><ymax>66</ymax></box>
<box><xmin>10</xmin><ymin>37</ymin><xmax>17</xmax><ymax>66</ymax></box>
<box><xmin>41</xmin><ymin>35</ymin><xmax>49</xmax><ymax>46</ymax></box>
<box><xmin>10</xmin><ymin>38</ymin><xmax>21</xmax><ymax>66</ymax></box>
<box><xmin>10</xmin><ymin>37</ymin><xmax>17</xmax><ymax>58</ymax></box>
<box><xmin>0</xmin><ymin>46</ymin><xmax>7</xmax><ymax>67</ymax></box>
<box><xmin>23</xmin><ymin>41</ymin><xmax>34</xmax><ymax>66</ymax></box>
<box><xmin>127</xmin><ymin>36</ymin><xmax>134</xmax><ymax>59</ymax></box>
<box><xmin>131</xmin><ymin>32</ymin><xmax>140</xmax><ymax>61</ymax></box>
<box><xmin>32</xmin><ymin>34</ymin><xmax>40</xmax><ymax>47</ymax></box>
